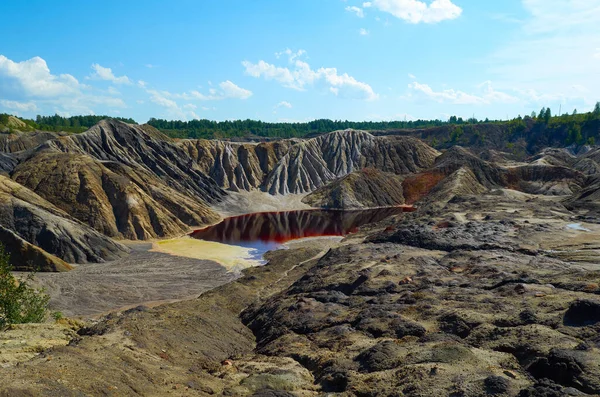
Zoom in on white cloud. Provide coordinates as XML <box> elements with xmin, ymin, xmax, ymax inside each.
<box><xmin>0</xmin><ymin>55</ymin><xmax>81</xmax><ymax>97</ymax></box>
<box><xmin>346</xmin><ymin>6</ymin><xmax>365</xmax><ymax>17</ymax></box>
<box><xmin>408</xmin><ymin>73</ymin><xmax>416</xmax><ymax>79</ymax></box>
<box><xmin>107</xmin><ymin>86</ymin><xmax>121</xmax><ymax>96</ymax></box>
<box><xmin>275</xmin><ymin>101</ymin><xmax>292</xmax><ymax>109</ymax></box>
<box><xmin>137</xmin><ymin>80</ymin><xmax>148</xmax><ymax>88</ymax></box>
<box><xmin>359</xmin><ymin>28</ymin><xmax>370</xmax><ymax>35</ymax></box>
<box><xmin>365</xmin><ymin>0</ymin><xmax>462</xmax><ymax>24</ymax></box>
<box><xmin>145</xmin><ymin>64</ymin><xmax>158</xmax><ymax>68</ymax></box>
<box><xmin>275</xmin><ymin>49</ymin><xmax>307</xmax><ymax>62</ymax></box>
<box><xmin>243</xmin><ymin>52</ymin><xmax>378</xmax><ymax>101</ymax></box>
<box><xmin>487</xmin><ymin>0</ymin><xmax>600</xmax><ymax>108</ymax></box>
<box><xmin>219</xmin><ymin>80</ymin><xmax>253</xmax><ymax>99</ymax></box>
<box><xmin>0</xmin><ymin>99</ymin><xmax>38</xmax><ymax>113</ymax></box>
<box><xmin>171</xmin><ymin>80</ymin><xmax>253</xmax><ymax>101</ymax></box>
<box><xmin>0</xmin><ymin>55</ymin><xmax>126</xmax><ymax>116</ymax></box>
<box><xmin>408</xmin><ymin>80</ymin><xmax>520</xmax><ymax>105</ymax></box>
<box><xmin>143</xmin><ymin>80</ymin><xmax>251</xmax><ymax>120</ymax></box>
<box><xmin>88</xmin><ymin>64</ymin><xmax>131</xmax><ymax>85</ymax></box>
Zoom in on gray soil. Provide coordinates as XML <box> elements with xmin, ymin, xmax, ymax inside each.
<box><xmin>29</xmin><ymin>243</ymin><xmax>236</xmax><ymax>318</ymax></box>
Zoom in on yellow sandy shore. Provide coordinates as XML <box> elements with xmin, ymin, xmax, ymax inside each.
<box><xmin>151</xmin><ymin>237</ymin><xmax>263</xmax><ymax>272</ymax></box>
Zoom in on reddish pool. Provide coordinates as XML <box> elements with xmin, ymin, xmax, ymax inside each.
<box><xmin>190</xmin><ymin>207</ymin><xmax>409</xmax><ymax>259</ymax></box>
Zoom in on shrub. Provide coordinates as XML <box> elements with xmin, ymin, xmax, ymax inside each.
<box><xmin>0</xmin><ymin>244</ymin><xmax>49</xmax><ymax>328</ymax></box>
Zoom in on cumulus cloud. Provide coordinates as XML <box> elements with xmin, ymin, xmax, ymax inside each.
<box><xmin>0</xmin><ymin>55</ymin><xmax>81</xmax><ymax>97</ymax></box>
<box><xmin>275</xmin><ymin>101</ymin><xmax>292</xmax><ymax>109</ymax></box>
<box><xmin>0</xmin><ymin>99</ymin><xmax>38</xmax><ymax>113</ymax></box>
<box><xmin>88</xmin><ymin>63</ymin><xmax>132</xmax><ymax>85</ymax></box>
<box><xmin>359</xmin><ymin>28</ymin><xmax>370</xmax><ymax>35</ymax></box>
<box><xmin>408</xmin><ymin>80</ymin><xmax>519</xmax><ymax>105</ymax></box>
<box><xmin>0</xmin><ymin>55</ymin><xmax>126</xmax><ymax>116</ymax></box>
<box><xmin>346</xmin><ymin>6</ymin><xmax>365</xmax><ymax>17</ymax></box>
<box><xmin>363</xmin><ymin>0</ymin><xmax>462</xmax><ymax>24</ymax></box>
<box><xmin>219</xmin><ymin>80</ymin><xmax>253</xmax><ymax>99</ymax></box>
<box><xmin>142</xmin><ymin>80</ymin><xmax>252</xmax><ymax>120</ymax></box>
<box><xmin>243</xmin><ymin>51</ymin><xmax>378</xmax><ymax>101</ymax></box>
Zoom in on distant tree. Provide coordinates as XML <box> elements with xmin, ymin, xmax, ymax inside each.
<box><xmin>544</xmin><ymin>108</ymin><xmax>552</xmax><ymax>124</ymax></box>
<box><xmin>594</xmin><ymin>102</ymin><xmax>600</xmax><ymax>116</ymax></box>
<box><xmin>538</xmin><ymin>107</ymin><xmax>546</xmax><ymax>120</ymax></box>
<box><xmin>573</xmin><ymin>109</ymin><xmax>578</xmax><ymax>116</ymax></box>
<box><xmin>588</xmin><ymin>137</ymin><xmax>596</xmax><ymax>146</ymax></box>
<box><xmin>531</xmin><ymin>111</ymin><xmax>537</xmax><ymax>119</ymax></box>
<box><xmin>566</xmin><ymin>124</ymin><xmax>583</xmax><ymax>145</ymax></box>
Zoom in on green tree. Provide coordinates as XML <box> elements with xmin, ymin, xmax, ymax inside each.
<box><xmin>566</xmin><ymin>124</ymin><xmax>583</xmax><ymax>145</ymax></box>
<box><xmin>588</xmin><ymin>137</ymin><xmax>596</xmax><ymax>146</ymax></box>
<box><xmin>538</xmin><ymin>107</ymin><xmax>546</xmax><ymax>120</ymax></box>
<box><xmin>544</xmin><ymin>108</ymin><xmax>552</xmax><ymax>123</ymax></box>
<box><xmin>0</xmin><ymin>244</ymin><xmax>49</xmax><ymax>328</ymax></box>
<box><xmin>594</xmin><ymin>102</ymin><xmax>600</xmax><ymax>117</ymax></box>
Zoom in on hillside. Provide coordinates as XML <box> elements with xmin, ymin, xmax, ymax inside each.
<box><xmin>303</xmin><ymin>168</ymin><xmax>406</xmax><ymax>209</ymax></box>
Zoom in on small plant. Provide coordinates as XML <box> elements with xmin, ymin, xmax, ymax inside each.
<box><xmin>0</xmin><ymin>244</ymin><xmax>49</xmax><ymax>328</ymax></box>
<box><xmin>52</xmin><ymin>311</ymin><xmax>64</xmax><ymax>321</ymax></box>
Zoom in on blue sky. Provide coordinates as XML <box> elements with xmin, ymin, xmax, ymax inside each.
<box><xmin>1</xmin><ymin>0</ymin><xmax>599</xmax><ymax>123</ymax></box>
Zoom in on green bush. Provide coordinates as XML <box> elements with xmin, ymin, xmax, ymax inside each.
<box><xmin>0</xmin><ymin>244</ymin><xmax>49</xmax><ymax>328</ymax></box>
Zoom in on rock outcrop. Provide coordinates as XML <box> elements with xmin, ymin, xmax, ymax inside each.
<box><xmin>12</xmin><ymin>152</ymin><xmax>220</xmax><ymax>240</ymax></box>
<box><xmin>0</xmin><ymin>226</ymin><xmax>72</xmax><ymax>272</ymax></box>
<box><xmin>302</xmin><ymin>168</ymin><xmax>406</xmax><ymax>209</ymax></box>
<box><xmin>35</xmin><ymin>120</ymin><xmax>226</xmax><ymax>204</ymax></box>
<box><xmin>0</xmin><ymin>130</ymin><xmax>60</xmax><ymax>153</ymax></box>
<box><xmin>7</xmin><ymin>120</ymin><xmax>224</xmax><ymax>240</ymax></box>
<box><xmin>263</xmin><ymin>130</ymin><xmax>439</xmax><ymax>195</ymax></box>
<box><xmin>0</xmin><ymin>175</ymin><xmax>129</xmax><ymax>265</ymax></box>
<box><xmin>180</xmin><ymin>139</ymin><xmax>295</xmax><ymax>191</ymax></box>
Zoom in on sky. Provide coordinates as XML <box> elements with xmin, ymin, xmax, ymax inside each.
<box><xmin>0</xmin><ymin>0</ymin><xmax>599</xmax><ymax>123</ymax></box>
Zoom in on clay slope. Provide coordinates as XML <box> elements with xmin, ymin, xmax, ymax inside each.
<box><xmin>10</xmin><ymin>120</ymin><xmax>224</xmax><ymax>240</ymax></box>
<box><xmin>263</xmin><ymin>130</ymin><xmax>439</xmax><ymax>194</ymax></box>
<box><xmin>0</xmin><ymin>175</ymin><xmax>129</xmax><ymax>267</ymax></box>
<box><xmin>432</xmin><ymin>146</ymin><xmax>586</xmax><ymax>195</ymax></box>
<box><xmin>0</xmin><ymin>226</ymin><xmax>72</xmax><ymax>272</ymax></box>
<box><xmin>36</xmin><ymin>119</ymin><xmax>225</xmax><ymax>204</ymax></box>
<box><xmin>180</xmin><ymin>139</ymin><xmax>295</xmax><ymax>191</ymax></box>
<box><xmin>0</xmin><ymin>130</ymin><xmax>60</xmax><ymax>154</ymax></box>
<box><xmin>12</xmin><ymin>152</ymin><xmax>220</xmax><ymax>240</ymax></box>
<box><xmin>303</xmin><ymin>168</ymin><xmax>406</xmax><ymax>209</ymax></box>
<box><xmin>423</xmin><ymin>167</ymin><xmax>488</xmax><ymax>204</ymax></box>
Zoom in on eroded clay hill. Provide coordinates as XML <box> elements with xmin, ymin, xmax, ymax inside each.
<box><xmin>263</xmin><ymin>131</ymin><xmax>440</xmax><ymax>195</ymax></box>
<box><xmin>0</xmin><ymin>175</ymin><xmax>128</xmax><ymax>270</ymax></box>
<box><xmin>8</xmin><ymin>120</ymin><xmax>223</xmax><ymax>240</ymax></box>
<box><xmin>182</xmin><ymin>130</ymin><xmax>439</xmax><ymax>195</ymax></box>
<box><xmin>303</xmin><ymin>168</ymin><xmax>406</xmax><ymax>209</ymax></box>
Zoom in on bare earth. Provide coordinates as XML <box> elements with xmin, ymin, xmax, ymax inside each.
<box><xmin>29</xmin><ymin>242</ymin><xmax>237</xmax><ymax>318</ymax></box>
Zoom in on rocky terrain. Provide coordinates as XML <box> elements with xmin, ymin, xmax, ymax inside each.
<box><xmin>303</xmin><ymin>168</ymin><xmax>406</xmax><ymax>209</ymax></box>
<box><xmin>1</xmin><ymin>119</ymin><xmax>600</xmax><ymax>395</ymax></box>
<box><xmin>0</xmin><ymin>174</ymin><xmax>128</xmax><ymax>270</ymax></box>
<box><xmin>1</xmin><ymin>190</ymin><xmax>599</xmax><ymax>396</ymax></box>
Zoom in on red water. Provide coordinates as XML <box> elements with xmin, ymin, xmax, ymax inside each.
<box><xmin>190</xmin><ymin>207</ymin><xmax>409</xmax><ymax>257</ymax></box>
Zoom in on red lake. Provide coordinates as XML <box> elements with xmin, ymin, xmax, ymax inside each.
<box><xmin>190</xmin><ymin>207</ymin><xmax>410</xmax><ymax>260</ymax></box>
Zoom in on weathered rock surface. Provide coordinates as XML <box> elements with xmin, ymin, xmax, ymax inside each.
<box><xmin>0</xmin><ymin>225</ymin><xmax>72</xmax><ymax>272</ymax></box>
<box><xmin>302</xmin><ymin>168</ymin><xmax>406</xmax><ymax>209</ymax></box>
<box><xmin>34</xmin><ymin>120</ymin><xmax>226</xmax><ymax>204</ymax></box>
<box><xmin>0</xmin><ymin>175</ymin><xmax>129</xmax><ymax>265</ymax></box>
<box><xmin>12</xmin><ymin>152</ymin><xmax>219</xmax><ymax>240</ymax></box>
<box><xmin>1</xmin><ymin>188</ymin><xmax>600</xmax><ymax>396</ymax></box>
<box><xmin>180</xmin><ymin>139</ymin><xmax>295</xmax><ymax>191</ymax></box>
<box><xmin>263</xmin><ymin>130</ymin><xmax>439</xmax><ymax>194</ymax></box>
<box><xmin>0</xmin><ymin>130</ymin><xmax>60</xmax><ymax>153</ymax></box>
